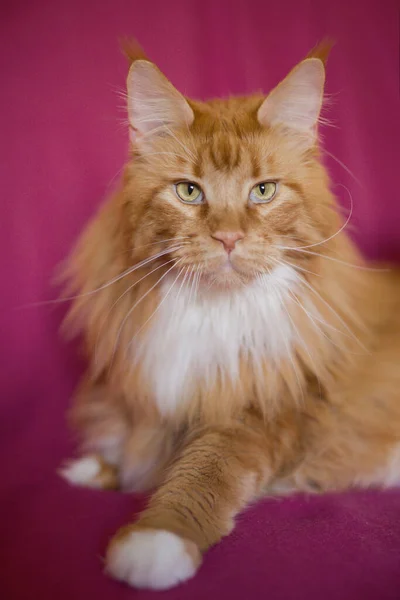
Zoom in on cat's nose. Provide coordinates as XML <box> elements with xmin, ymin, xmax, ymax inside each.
<box><xmin>211</xmin><ymin>230</ymin><xmax>245</xmax><ymax>253</ymax></box>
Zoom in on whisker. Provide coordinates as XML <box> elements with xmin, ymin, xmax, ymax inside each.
<box><xmin>322</xmin><ymin>148</ymin><xmax>363</xmax><ymax>188</ymax></box>
<box><xmin>98</xmin><ymin>238</ymin><xmax>190</xmax><ymax>261</ymax></box>
<box><xmin>127</xmin><ymin>265</ymin><xmax>185</xmax><ymax>351</ymax></box>
<box><xmin>193</xmin><ymin>264</ymin><xmax>201</xmax><ymax>301</ymax></box>
<box><xmin>132</xmin><ymin>237</ymin><xmax>191</xmax><ymax>252</ymax></box>
<box><xmin>95</xmin><ymin>162</ymin><xmax>126</xmax><ymax>197</ymax></box>
<box><xmin>280</xmin><ymin>289</ymin><xmax>322</xmax><ymax>398</ymax></box>
<box><xmin>110</xmin><ymin>259</ymin><xmax>183</xmax><ymax>368</ymax></box>
<box><xmin>278</xmin><ymin>183</ymin><xmax>353</xmax><ymax>251</ymax></box>
<box><xmin>286</xmin><ymin>289</ymin><xmax>362</xmax><ymax>357</ymax></box>
<box><xmin>94</xmin><ymin>257</ymin><xmax>178</xmax><ymax>365</ymax></box>
<box><xmin>20</xmin><ymin>245</ymin><xmax>185</xmax><ymax>308</ymax></box>
<box><xmin>193</xmin><ymin>265</ymin><xmax>202</xmax><ymax>301</ymax></box>
<box><xmin>288</xmin><ymin>289</ymin><xmax>351</xmax><ymax>341</ymax></box>
<box><xmin>298</xmin><ymin>277</ymin><xmax>368</xmax><ymax>352</ymax></box>
<box><xmin>263</xmin><ymin>270</ymin><xmax>304</xmax><ymax>404</ymax></box>
<box><xmin>288</xmin><ymin>289</ymin><xmax>333</xmax><ymax>343</ymax></box>
<box><xmin>187</xmin><ymin>265</ymin><xmax>197</xmax><ymax>306</ymax></box>
<box><xmin>270</xmin><ymin>256</ymin><xmax>320</xmax><ymax>278</ymax></box>
<box><xmin>275</xmin><ymin>246</ymin><xmax>390</xmax><ymax>272</ymax></box>
<box><xmin>170</xmin><ymin>265</ymin><xmax>191</xmax><ymax>322</ymax></box>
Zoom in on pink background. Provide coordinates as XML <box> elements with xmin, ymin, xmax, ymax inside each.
<box><xmin>1</xmin><ymin>1</ymin><xmax>400</xmax><ymax>599</ymax></box>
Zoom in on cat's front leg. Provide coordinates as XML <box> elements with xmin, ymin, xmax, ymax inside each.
<box><xmin>105</xmin><ymin>422</ymin><xmax>272</xmax><ymax>590</ymax></box>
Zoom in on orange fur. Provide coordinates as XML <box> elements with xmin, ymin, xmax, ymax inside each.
<box><xmin>60</xmin><ymin>41</ymin><xmax>400</xmax><ymax>590</ymax></box>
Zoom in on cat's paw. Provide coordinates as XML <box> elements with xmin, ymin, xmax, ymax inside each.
<box><xmin>58</xmin><ymin>455</ymin><xmax>118</xmax><ymax>490</ymax></box>
<box><xmin>105</xmin><ymin>528</ymin><xmax>201</xmax><ymax>590</ymax></box>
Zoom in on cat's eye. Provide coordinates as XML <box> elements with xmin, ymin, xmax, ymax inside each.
<box><xmin>250</xmin><ymin>182</ymin><xmax>277</xmax><ymax>204</ymax></box>
<box><xmin>175</xmin><ymin>182</ymin><xmax>204</xmax><ymax>204</ymax></box>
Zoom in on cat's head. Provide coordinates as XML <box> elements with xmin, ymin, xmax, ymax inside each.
<box><xmin>123</xmin><ymin>42</ymin><xmax>336</xmax><ymax>289</ymax></box>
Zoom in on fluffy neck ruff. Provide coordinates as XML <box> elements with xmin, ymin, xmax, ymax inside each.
<box><xmin>133</xmin><ymin>264</ymin><xmax>300</xmax><ymax>417</ymax></box>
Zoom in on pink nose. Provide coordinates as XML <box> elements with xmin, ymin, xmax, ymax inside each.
<box><xmin>211</xmin><ymin>230</ymin><xmax>244</xmax><ymax>253</ymax></box>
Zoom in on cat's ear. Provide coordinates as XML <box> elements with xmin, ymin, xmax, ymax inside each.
<box><xmin>257</xmin><ymin>58</ymin><xmax>325</xmax><ymax>140</ymax></box>
<box><xmin>126</xmin><ymin>60</ymin><xmax>194</xmax><ymax>144</ymax></box>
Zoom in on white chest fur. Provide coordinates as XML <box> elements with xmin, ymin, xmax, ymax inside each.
<box><xmin>133</xmin><ymin>265</ymin><xmax>298</xmax><ymax>416</ymax></box>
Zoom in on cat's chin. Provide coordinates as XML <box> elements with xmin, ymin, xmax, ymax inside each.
<box><xmin>202</xmin><ymin>261</ymin><xmax>255</xmax><ymax>290</ymax></box>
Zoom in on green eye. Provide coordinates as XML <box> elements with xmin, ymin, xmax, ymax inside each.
<box><xmin>250</xmin><ymin>182</ymin><xmax>277</xmax><ymax>204</ymax></box>
<box><xmin>175</xmin><ymin>182</ymin><xmax>204</xmax><ymax>204</ymax></box>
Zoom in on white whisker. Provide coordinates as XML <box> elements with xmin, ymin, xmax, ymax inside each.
<box><xmin>193</xmin><ymin>265</ymin><xmax>202</xmax><ymax>301</ymax></box>
<box><xmin>262</xmin><ymin>270</ymin><xmax>304</xmax><ymax>403</ymax></box>
<box><xmin>298</xmin><ymin>277</ymin><xmax>368</xmax><ymax>352</ymax></box>
<box><xmin>103</xmin><ymin>164</ymin><xmax>126</xmax><ymax>194</ymax></box>
<box><xmin>193</xmin><ymin>265</ymin><xmax>201</xmax><ymax>300</ymax></box>
<box><xmin>276</xmin><ymin>246</ymin><xmax>390</xmax><ymax>272</ymax></box>
<box><xmin>187</xmin><ymin>265</ymin><xmax>197</xmax><ymax>306</ymax></box>
<box><xmin>322</xmin><ymin>148</ymin><xmax>363</xmax><ymax>187</ymax></box>
<box><xmin>102</xmin><ymin>238</ymin><xmax>189</xmax><ymax>261</ymax></box>
<box><xmin>110</xmin><ymin>259</ymin><xmax>183</xmax><ymax>368</ymax></box>
<box><xmin>127</xmin><ymin>265</ymin><xmax>185</xmax><ymax>351</ymax></box>
<box><xmin>94</xmin><ymin>257</ymin><xmax>179</xmax><ymax>365</ymax></box>
<box><xmin>280</xmin><ymin>288</ymin><xmax>322</xmax><ymax>398</ymax></box>
<box><xmin>288</xmin><ymin>289</ymin><xmax>350</xmax><ymax>340</ymax></box>
<box><xmin>287</xmin><ymin>289</ymin><xmax>363</xmax><ymax>356</ymax></box>
<box><xmin>22</xmin><ymin>245</ymin><xmax>185</xmax><ymax>309</ymax></box>
<box><xmin>278</xmin><ymin>183</ymin><xmax>353</xmax><ymax>251</ymax></box>
<box><xmin>270</xmin><ymin>256</ymin><xmax>320</xmax><ymax>278</ymax></box>
<box><xmin>170</xmin><ymin>265</ymin><xmax>191</xmax><ymax>322</ymax></box>
<box><xmin>132</xmin><ymin>237</ymin><xmax>191</xmax><ymax>252</ymax></box>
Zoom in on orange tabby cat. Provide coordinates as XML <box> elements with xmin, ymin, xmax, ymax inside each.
<box><xmin>60</xmin><ymin>41</ymin><xmax>400</xmax><ymax>590</ymax></box>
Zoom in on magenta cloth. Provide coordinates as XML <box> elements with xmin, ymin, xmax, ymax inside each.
<box><xmin>2</xmin><ymin>1</ymin><xmax>400</xmax><ymax>599</ymax></box>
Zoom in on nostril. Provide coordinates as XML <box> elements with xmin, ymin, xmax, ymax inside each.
<box><xmin>211</xmin><ymin>231</ymin><xmax>245</xmax><ymax>252</ymax></box>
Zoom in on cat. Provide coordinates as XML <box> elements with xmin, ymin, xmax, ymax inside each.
<box><xmin>59</xmin><ymin>39</ymin><xmax>400</xmax><ymax>590</ymax></box>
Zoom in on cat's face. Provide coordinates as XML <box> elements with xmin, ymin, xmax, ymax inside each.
<box><xmin>125</xmin><ymin>57</ymin><xmax>333</xmax><ymax>289</ymax></box>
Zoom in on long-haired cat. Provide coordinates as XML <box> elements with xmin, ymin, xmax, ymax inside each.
<box><xmin>60</xmin><ymin>40</ymin><xmax>400</xmax><ymax>590</ymax></box>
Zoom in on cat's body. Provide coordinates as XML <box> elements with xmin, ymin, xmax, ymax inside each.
<box><xmin>60</xmin><ymin>42</ymin><xmax>400</xmax><ymax>590</ymax></box>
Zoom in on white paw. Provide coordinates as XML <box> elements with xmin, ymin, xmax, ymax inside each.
<box><xmin>59</xmin><ymin>456</ymin><xmax>102</xmax><ymax>488</ymax></box>
<box><xmin>106</xmin><ymin>529</ymin><xmax>200</xmax><ymax>590</ymax></box>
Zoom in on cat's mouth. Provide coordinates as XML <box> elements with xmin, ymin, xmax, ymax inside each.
<box><xmin>200</xmin><ymin>254</ymin><xmax>256</xmax><ymax>287</ymax></box>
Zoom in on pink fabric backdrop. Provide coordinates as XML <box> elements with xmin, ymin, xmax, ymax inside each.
<box><xmin>1</xmin><ymin>1</ymin><xmax>400</xmax><ymax>599</ymax></box>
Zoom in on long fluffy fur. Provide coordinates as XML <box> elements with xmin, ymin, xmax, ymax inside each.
<box><xmin>60</xmin><ymin>42</ymin><xmax>400</xmax><ymax>590</ymax></box>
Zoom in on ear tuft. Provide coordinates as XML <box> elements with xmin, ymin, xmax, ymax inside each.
<box><xmin>306</xmin><ymin>38</ymin><xmax>335</xmax><ymax>66</ymax></box>
<box><xmin>119</xmin><ymin>37</ymin><xmax>149</xmax><ymax>65</ymax></box>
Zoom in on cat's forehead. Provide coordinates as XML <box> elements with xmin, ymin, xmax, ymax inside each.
<box><xmin>192</xmin><ymin>131</ymin><xmax>258</xmax><ymax>179</ymax></box>
<box><xmin>190</xmin><ymin>95</ymin><xmax>264</xmax><ymax>140</ymax></box>
<box><xmin>193</xmin><ymin>95</ymin><xmax>265</xmax><ymax>120</ymax></box>
<box><xmin>188</xmin><ymin>96</ymin><xmax>267</xmax><ymax>179</ymax></box>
